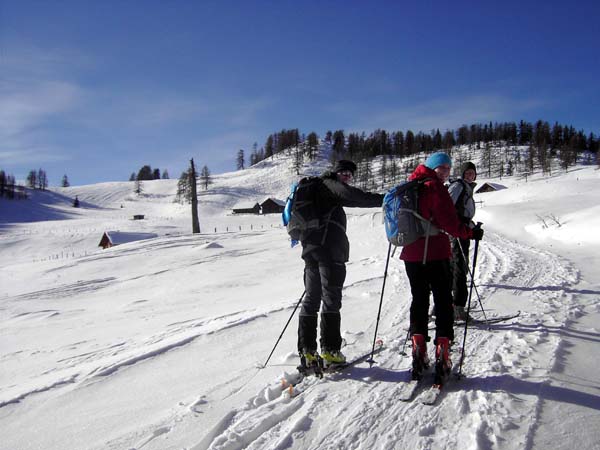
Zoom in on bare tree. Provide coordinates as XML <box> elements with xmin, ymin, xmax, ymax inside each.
<box><xmin>190</xmin><ymin>158</ymin><xmax>200</xmax><ymax>233</ymax></box>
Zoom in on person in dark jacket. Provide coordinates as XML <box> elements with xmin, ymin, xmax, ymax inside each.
<box><xmin>447</xmin><ymin>161</ymin><xmax>478</xmax><ymax>321</ymax></box>
<box><xmin>400</xmin><ymin>152</ymin><xmax>483</xmax><ymax>383</ymax></box>
<box><xmin>298</xmin><ymin>160</ymin><xmax>384</xmax><ymax>370</ymax></box>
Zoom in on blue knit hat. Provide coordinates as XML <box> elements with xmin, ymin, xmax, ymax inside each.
<box><xmin>424</xmin><ymin>152</ymin><xmax>452</xmax><ymax>170</ymax></box>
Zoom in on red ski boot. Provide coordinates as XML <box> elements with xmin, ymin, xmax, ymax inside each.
<box><xmin>411</xmin><ymin>334</ymin><xmax>430</xmax><ymax>380</ymax></box>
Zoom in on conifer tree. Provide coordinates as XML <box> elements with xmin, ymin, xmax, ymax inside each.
<box><xmin>332</xmin><ymin>130</ymin><xmax>345</xmax><ymax>155</ymax></box>
<box><xmin>265</xmin><ymin>135</ymin><xmax>274</xmax><ymax>159</ymax></box>
<box><xmin>405</xmin><ymin>130</ymin><xmax>415</xmax><ymax>155</ymax></box>
<box><xmin>175</xmin><ymin>170</ymin><xmax>192</xmax><ymax>203</ymax></box>
<box><xmin>200</xmin><ymin>165</ymin><xmax>212</xmax><ymax>190</ymax></box>
<box><xmin>61</xmin><ymin>175</ymin><xmax>70</xmax><ymax>187</ymax></box>
<box><xmin>137</xmin><ymin>165</ymin><xmax>153</xmax><ymax>181</ymax></box>
<box><xmin>237</xmin><ymin>149</ymin><xmax>245</xmax><ymax>170</ymax></box>
<box><xmin>306</xmin><ymin>132</ymin><xmax>319</xmax><ymax>159</ymax></box>
<box><xmin>134</xmin><ymin>178</ymin><xmax>143</xmax><ymax>195</ymax></box>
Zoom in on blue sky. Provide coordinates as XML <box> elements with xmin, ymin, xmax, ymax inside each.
<box><xmin>1</xmin><ymin>0</ymin><xmax>599</xmax><ymax>186</ymax></box>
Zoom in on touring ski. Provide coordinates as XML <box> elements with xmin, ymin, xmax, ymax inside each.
<box><xmin>398</xmin><ymin>377</ymin><xmax>427</xmax><ymax>401</ymax></box>
<box><xmin>284</xmin><ymin>340</ymin><xmax>385</xmax><ymax>396</ymax></box>
<box><xmin>418</xmin><ymin>383</ymin><xmax>444</xmax><ymax>405</ymax></box>
<box><xmin>458</xmin><ymin>311</ymin><xmax>522</xmax><ymax>326</ymax></box>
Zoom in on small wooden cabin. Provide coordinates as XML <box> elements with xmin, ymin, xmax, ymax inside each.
<box><xmin>232</xmin><ymin>203</ymin><xmax>261</xmax><ymax>215</ymax></box>
<box><xmin>475</xmin><ymin>182</ymin><xmax>507</xmax><ymax>194</ymax></box>
<box><xmin>260</xmin><ymin>198</ymin><xmax>285</xmax><ymax>214</ymax></box>
<box><xmin>98</xmin><ymin>231</ymin><xmax>158</xmax><ymax>249</ymax></box>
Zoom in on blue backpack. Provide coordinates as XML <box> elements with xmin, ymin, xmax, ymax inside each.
<box><xmin>383</xmin><ymin>178</ymin><xmax>437</xmax><ymax>247</ymax></box>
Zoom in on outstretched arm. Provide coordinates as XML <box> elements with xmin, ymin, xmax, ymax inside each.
<box><xmin>322</xmin><ymin>178</ymin><xmax>384</xmax><ymax>208</ymax></box>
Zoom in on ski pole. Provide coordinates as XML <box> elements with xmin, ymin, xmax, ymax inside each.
<box><xmin>455</xmin><ymin>238</ymin><xmax>489</xmax><ymax>326</ymax></box>
<box><xmin>457</xmin><ymin>223</ymin><xmax>482</xmax><ymax>379</ymax></box>
<box><xmin>259</xmin><ymin>290</ymin><xmax>305</xmax><ymax>369</ymax></box>
<box><xmin>368</xmin><ymin>241</ymin><xmax>392</xmax><ymax>366</ymax></box>
<box><xmin>399</xmin><ymin>328</ymin><xmax>410</xmax><ymax>356</ymax></box>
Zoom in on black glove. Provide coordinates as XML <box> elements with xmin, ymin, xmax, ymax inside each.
<box><xmin>471</xmin><ymin>225</ymin><xmax>484</xmax><ymax>241</ymax></box>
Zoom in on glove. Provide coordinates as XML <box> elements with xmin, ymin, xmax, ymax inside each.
<box><xmin>471</xmin><ymin>226</ymin><xmax>484</xmax><ymax>241</ymax></box>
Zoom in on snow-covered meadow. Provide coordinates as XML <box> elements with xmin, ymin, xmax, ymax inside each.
<box><xmin>1</xmin><ymin>151</ymin><xmax>599</xmax><ymax>450</ymax></box>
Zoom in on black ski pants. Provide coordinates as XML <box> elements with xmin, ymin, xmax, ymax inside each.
<box><xmin>404</xmin><ymin>259</ymin><xmax>454</xmax><ymax>341</ymax></box>
<box><xmin>451</xmin><ymin>238</ymin><xmax>471</xmax><ymax>308</ymax></box>
<box><xmin>297</xmin><ymin>253</ymin><xmax>346</xmax><ymax>353</ymax></box>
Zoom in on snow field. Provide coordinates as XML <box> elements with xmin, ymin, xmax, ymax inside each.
<box><xmin>1</xmin><ymin>155</ymin><xmax>599</xmax><ymax>450</ymax></box>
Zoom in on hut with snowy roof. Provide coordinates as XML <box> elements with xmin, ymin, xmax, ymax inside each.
<box><xmin>98</xmin><ymin>231</ymin><xmax>158</xmax><ymax>249</ymax></box>
<box><xmin>260</xmin><ymin>197</ymin><xmax>285</xmax><ymax>214</ymax></box>
<box><xmin>232</xmin><ymin>202</ymin><xmax>261</xmax><ymax>215</ymax></box>
<box><xmin>475</xmin><ymin>182</ymin><xmax>507</xmax><ymax>194</ymax></box>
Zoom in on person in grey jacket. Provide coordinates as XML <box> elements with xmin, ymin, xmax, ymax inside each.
<box><xmin>298</xmin><ymin>160</ymin><xmax>384</xmax><ymax>370</ymax></box>
<box><xmin>447</xmin><ymin>161</ymin><xmax>477</xmax><ymax>321</ymax></box>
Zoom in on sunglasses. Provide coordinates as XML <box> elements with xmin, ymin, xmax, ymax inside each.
<box><xmin>338</xmin><ymin>170</ymin><xmax>354</xmax><ymax>178</ymax></box>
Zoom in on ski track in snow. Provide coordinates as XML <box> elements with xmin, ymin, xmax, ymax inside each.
<box><xmin>189</xmin><ymin>230</ymin><xmax>579</xmax><ymax>450</ymax></box>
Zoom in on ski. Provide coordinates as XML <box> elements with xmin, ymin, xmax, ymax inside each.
<box><xmin>327</xmin><ymin>340</ymin><xmax>385</xmax><ymax>372</ymax></box>
<box><xmin>398</xmin><ymin>377</ymin><xmax>427</xmax><ymax>401</ymax></box>
<box><xmin>418</xmin><ymin>384</ymin><xmax>443</xmax><ymax>405</ymax></box>
<box><xmin>427</xmin><ymin>311</ymin><xmax>522</xmax><ymax>330</ymax></box>
<box><xmin>284</xmin><ymin>340</ymin><xmax>385</xmax><ymax>396</ymax></box>
<box><xmin>458</xmin><ymin>311</ymin><xmax>521</xmax><ymax>326</ymax></box>
<box><xmin>418</xmin><ymin>370</ymin><xmax>453</xmax><ymax>405</ymax></box>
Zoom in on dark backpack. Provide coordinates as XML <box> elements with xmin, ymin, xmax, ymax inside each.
<box><xmin>282</xmin><ymin>176</ymin><xmax>325</xmax><ymax>244</ymax></box>
<box><xmin>383</xmin><ymin>178</ymin><xmax>438</xmax><ymax>247</ymax></box>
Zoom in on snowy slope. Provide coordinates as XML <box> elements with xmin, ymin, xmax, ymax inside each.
<box><xmin>1</xmin><ymin>150</ymin><xmax>599</xmax><ymax>450</ymax></box>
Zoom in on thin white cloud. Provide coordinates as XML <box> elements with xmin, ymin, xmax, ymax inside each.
<box><xmin>0</xmin><ymin>145</ymin><xmax>70</xmax><ymax>166</ymax></box>
<box><xmin>0</xmin><ymin>81</ymin><xmax>84</xmax><ymax>137</ymax></box>
<box><xmin>2</xmin><ymin>41</ymin><xmax>95</xmax><ymax>79</ymax></box>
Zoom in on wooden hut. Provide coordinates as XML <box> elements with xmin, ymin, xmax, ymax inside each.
<box><xmin>98</xmin><ymin>231</ymin><xmax>158</xmax><ymax>249</ymax></box>
<box><xmin>475</xmin><ymin>182</ymin><xmax>507</xmax><ymax>194</ymax></box>
<box><xmin>232</xmin><ymin>202</ymin><xmax>261</xmax><ymax>215</ymax></box>
<box><xmin>260</xmin><ymin>198</ymin><xmax>285</xmax><ymax>214</ymax></box>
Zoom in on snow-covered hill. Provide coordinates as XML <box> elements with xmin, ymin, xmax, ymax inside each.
<box><xmin>1</xmin><ymin>150</ymin><xmax>599</xmax><ymax>450</ymax></box>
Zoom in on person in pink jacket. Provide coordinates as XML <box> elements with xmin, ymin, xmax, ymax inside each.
<box><xmin>400</xmin><ymin>152</ymin><xmax>483</xmax><ymax>384</ymax></box>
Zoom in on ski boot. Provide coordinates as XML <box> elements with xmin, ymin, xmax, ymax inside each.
<box><xmin>410</xmin><ymin>334</ymin><xmax>430</xmax><ymax>380</ymax></box>
<box><xmin>454</xmin><ymin>306</ymin><xmax>472</xmax><ymax>322</ymax></box>
<box><xmin>298</xmin><ymin>350</ymin><xmax>323</xmax><ymax>378</ymax></box>
<box><xmin>433</xmin><ymin>337</ymin><xmax>452</xmax><ymax>386</ymax></box>
<box><xmin>320</xmin><ymin>350</ymin><xmax>347</xmax><ymax>370</ymax></box>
